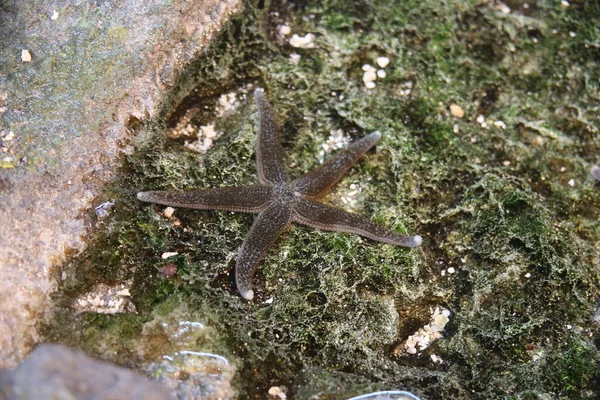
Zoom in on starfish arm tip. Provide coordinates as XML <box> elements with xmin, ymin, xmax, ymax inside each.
<box><xmin>137</xmin><ymin>191</ymin><xmax>149</xmax><ymax>201</ymax></box>
<box><xmin>412</xmin><ymin>235</ymin><xmax>423</xmax><ymax>247</ymax></box>
<box><xmin>240</xmin><ymin>289</ymin><xmax>255</xmax><ymax>301</ymax></box>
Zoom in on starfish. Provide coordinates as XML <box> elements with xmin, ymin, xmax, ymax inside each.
<box><xmin>138</xmin><ymin>89</ymin><xmax>422</xmax><ymax>300</ymax></box>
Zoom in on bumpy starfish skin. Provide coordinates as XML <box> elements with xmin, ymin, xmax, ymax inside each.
<box><xmin>138</xmin><ymin>89</ymin><xmax>422</xmax><ymax>300</ymax></box>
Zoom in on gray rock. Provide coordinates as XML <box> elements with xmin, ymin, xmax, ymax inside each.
<box><xmin>0</xmin><ymin>0</ymin><xmax>239</xmax><ymax>368</ymax></box>
<box><xmin>0</xmin><ymin>344</ymin><xmax>174</xmax><ymax>400</ymax></box>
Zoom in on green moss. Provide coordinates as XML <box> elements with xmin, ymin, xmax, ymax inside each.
<box><xmin>548</xmin><ymin>335</ymin><xmax>600</xmax><ymax>397</ymax></box>
<box><xmin>44</xmin><ymin>0</ymin><xmax>600</xmax><ymax>398</ymax></box>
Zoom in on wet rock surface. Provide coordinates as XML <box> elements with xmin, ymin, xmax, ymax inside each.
<box><xmin>0</xmin><ymin>0</ymin><xmax>239</xmax><ymax>368</ymax></box>
<box><xmin>5</xmin><ymin>0</ymin><xmax>600</xmax><ymax>398</ymax></box>
<box><xmin>0</xmin><ymin>344</ymin><xmax>174</xmax><ymax>399</ymax></box>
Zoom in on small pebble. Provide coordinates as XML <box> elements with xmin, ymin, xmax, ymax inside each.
<box><xmin>268</xmin><ymin>386</ymin><xmax>287</xmax><ymax>399</ymax></box>
<box><xmin>494</xmin><ymin>120</ymin><xmax>507</xmax><ymax>129</ymax></box>
<box><xmin>278</xmin><ymin>25</ymin><xmax>291</xmax><ymax>36</ymax></box>
<box><xmin>21</xmin><ymin>50</ymin><xmax>31</xmax><ymax>62</ymax></box>
<box><xmin>449</xmin><ymin>104</ymin><xmax>464</xmax><ymax>118</ymax></box>
<box><xmin>163</xmin><ymin>207</ymin><xmax>175</xmax><ymax>218</ymax></box>
<box><xmin>161</xmin><ymin>252</ymin><xmax>178</xmax><ymax>259</ymax></box>
<box><xmin>162</xmin><ymin>264</ymin><xmax>177</xmax><ymax>277</ymax></box>
<box><xmin>362</xmin><ymin>64</ymin><xmax>376</xmax><ymax>72</ymax></box>
<box><xmin>497</xmin><ymin>3</ymin><xmax>511</xmax><ymax>14</ymax></box>
<box><xmin>376</xmin><ymin>56</ymin><xmax>390</xmax><ymax>68</ymax></box>
<box><xmin>376</xmin><ymin>69</ymin><xmax>386</xmax><ymax>79</ymax></box>
<box><xmin>525</xmin><ymin>273</ymin><xmax>531</xmax><ymax>278</ymax></box>
<box><xmin>430</xmin><ymin>354</ymin><xmax>443</xmax><ymax>363</ymax></box>
<box><xmin>568</xmin><ymin>179</ymin><xmax>575</xmax><ymax>187</ymax></box>
<box><xmin>289</xmin><ymin>33</ymin><xmax>315</xmax><ymax>48</ymax></box>
<box><xmin>51</xmin><ymin>10</ymin><xmax>59</xmax><ymax>20</ymax></box>
<box><xmin>447</xmin><ymin>267</ymin><xmax>456</xmax><ymax>274</ymax></box>
<box><xmin>363</xmin><ymin>70</ymin><xmax>377</xmax><ymax>87</ymax></box>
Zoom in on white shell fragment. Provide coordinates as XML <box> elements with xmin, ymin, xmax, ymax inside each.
<box><xmin>21</xmin><ymin>50</ymin><xmax>32</xmax><ymax>62</ymax></box>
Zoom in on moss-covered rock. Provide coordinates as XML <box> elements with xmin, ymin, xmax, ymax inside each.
<box><xmin>45</xmin><ymin>0</ymin><xmax>600</xmax><ymax>398</ymax></box>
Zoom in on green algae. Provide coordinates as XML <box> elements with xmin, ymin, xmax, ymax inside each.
<box><xmin>44</xmin><ymin>0</ymin><xmax>600</xmax><ymax>398</ymax></box>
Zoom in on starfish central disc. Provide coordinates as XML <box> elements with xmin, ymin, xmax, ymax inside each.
<box><xmin>138</xmin><ymin>89</ymin><xmax>422</xmax><ymax>300</ymax></box>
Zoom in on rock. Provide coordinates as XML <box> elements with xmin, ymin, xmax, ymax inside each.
<box><xmin>0</xmin><ymin>344</ymin><xmax>174</xmax><ymax>399</ymax></box>
<box><xmin>0</xmin><ymin>0</ymin><xmax>239</xmax><ymax>368</ymax></box>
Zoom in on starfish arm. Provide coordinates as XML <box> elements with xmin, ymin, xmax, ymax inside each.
<box><xmin>292</xmin><ymin>198</ymin><xmax>422</xmax><ymax>247</ymax></box>
<box><xmin>137</xmin><ymin>185</ymin><xmax>274</xmax><ymax>213</ymax></box>
<box><xmin>236</xmin><ymin>201</ymin><xmax>293</xmax><ymax>300</ymax></box>
<box><xmin>293</xmin><ymin>131</ymin><xmax>382</xmax><ymax>198</ymax></box>
<box><xmin>254</xmin><ymin>89</ymin><xmax>289</xmax><ymax>185</ymax></box>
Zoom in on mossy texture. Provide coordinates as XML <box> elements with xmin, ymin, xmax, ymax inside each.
<box><xmin>46</xmin><ymin>0</ymin><xmax>600</xmax><ymax>398</ymax></box>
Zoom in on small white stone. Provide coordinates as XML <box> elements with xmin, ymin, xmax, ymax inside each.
<box><xmin>51</xmin><ymin>10</ymin><xmax>59</xmax><ymax>20</ymax></box>
<box><xmin>278</xmin><ymin>25</ymin><xmax>291</xmax><ymax>36</ymax></box>
<box><xmin>268</xmin><ymin>387</ymin><xmax>281</xmax><ymax>396</ymax></box>
<box><xmin>447</xmin><ymin>267</ymin><xmax>456</xmax><ymax>274</ymax></box>
<box><xmin>525</xmin><ymin>273</ymin><xmax>531</xmax><ymax>278</ymax></box>
<box><xmin>476</xmin><ymin>114</ymin><xmax>485</xmax><ymax>124</ymax></box>
<box><xmin>376</xmin><ymin>56</ymin><xmax>390</xmax><ymax>68</ymax></box>
<box><xmin>376</xmin><ymin>69</ymin><xmax>387</xmax><ymax>78</ymax></box>
<box><xmin>430</xmin><ymin>354</ymin><xmax>443</xmax><ymax>363</ymax></box>
<box><xmin>163</xmin><ymin>207</ymin><xmax>175</xmax><ymax>218</ymax></box>
<box><xmin>363</xmin><ymin>70</ymin><xmax>377</xmax><ymax>85</ymax></box>
<box><xmin>449</xmin><ymin>104</ymin><xmax>464</xmax><ymax>118</ymax></box>
<box><xmin>502</xmin><ymin>160</ymin><xmax>511</xmax><ymax>167</ymax></box>
<box><xmin>497</xmin><ymin>3</ymin><xmax>511</xmax><ymax>14</ymax></box>
<box><xmin>21</xmin><ymin>50</ymin><xmax>32</xmax><ymax>62</ymax></box>
<box><xmin>568</xmin><ymin>178</ymin><xmax>575</xmax><ymax>187</ymax></box>
<box><xmin>441</xmin><ymin>269</ymin><xmax>446</xmax><ymax>276</ymax></box>
<box><xmin>365</xmin><ymin>81</ymin><xmax>376</xmax><ymax>89</ymax></box>
<box><xmin>567</xmin><ymin>324</ymin><xmax>572</xmax><ymax>330</ymax></box>
<box><xmin>561</xmin><ymin>0</ymin><xmax>570</xmax><ymax>6</ymax></box>
<box><xmin>161</xmin><ymin>252</ymin><xmax>178</xmax><ymax>259</ymax></box>
<box><xmin>289</xmin><ymin>33</ymin><xmax>315</xmax><ymax>48</ymax></box>
<box><xmin>362</xmin><ymin>64</ymin><xmax>375</xmax><ymax>72</ymax></box>
<box><xmin>494</xmin><ymin>120</ymin><xmax>507</xmax><ymax>129</ymax></box>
